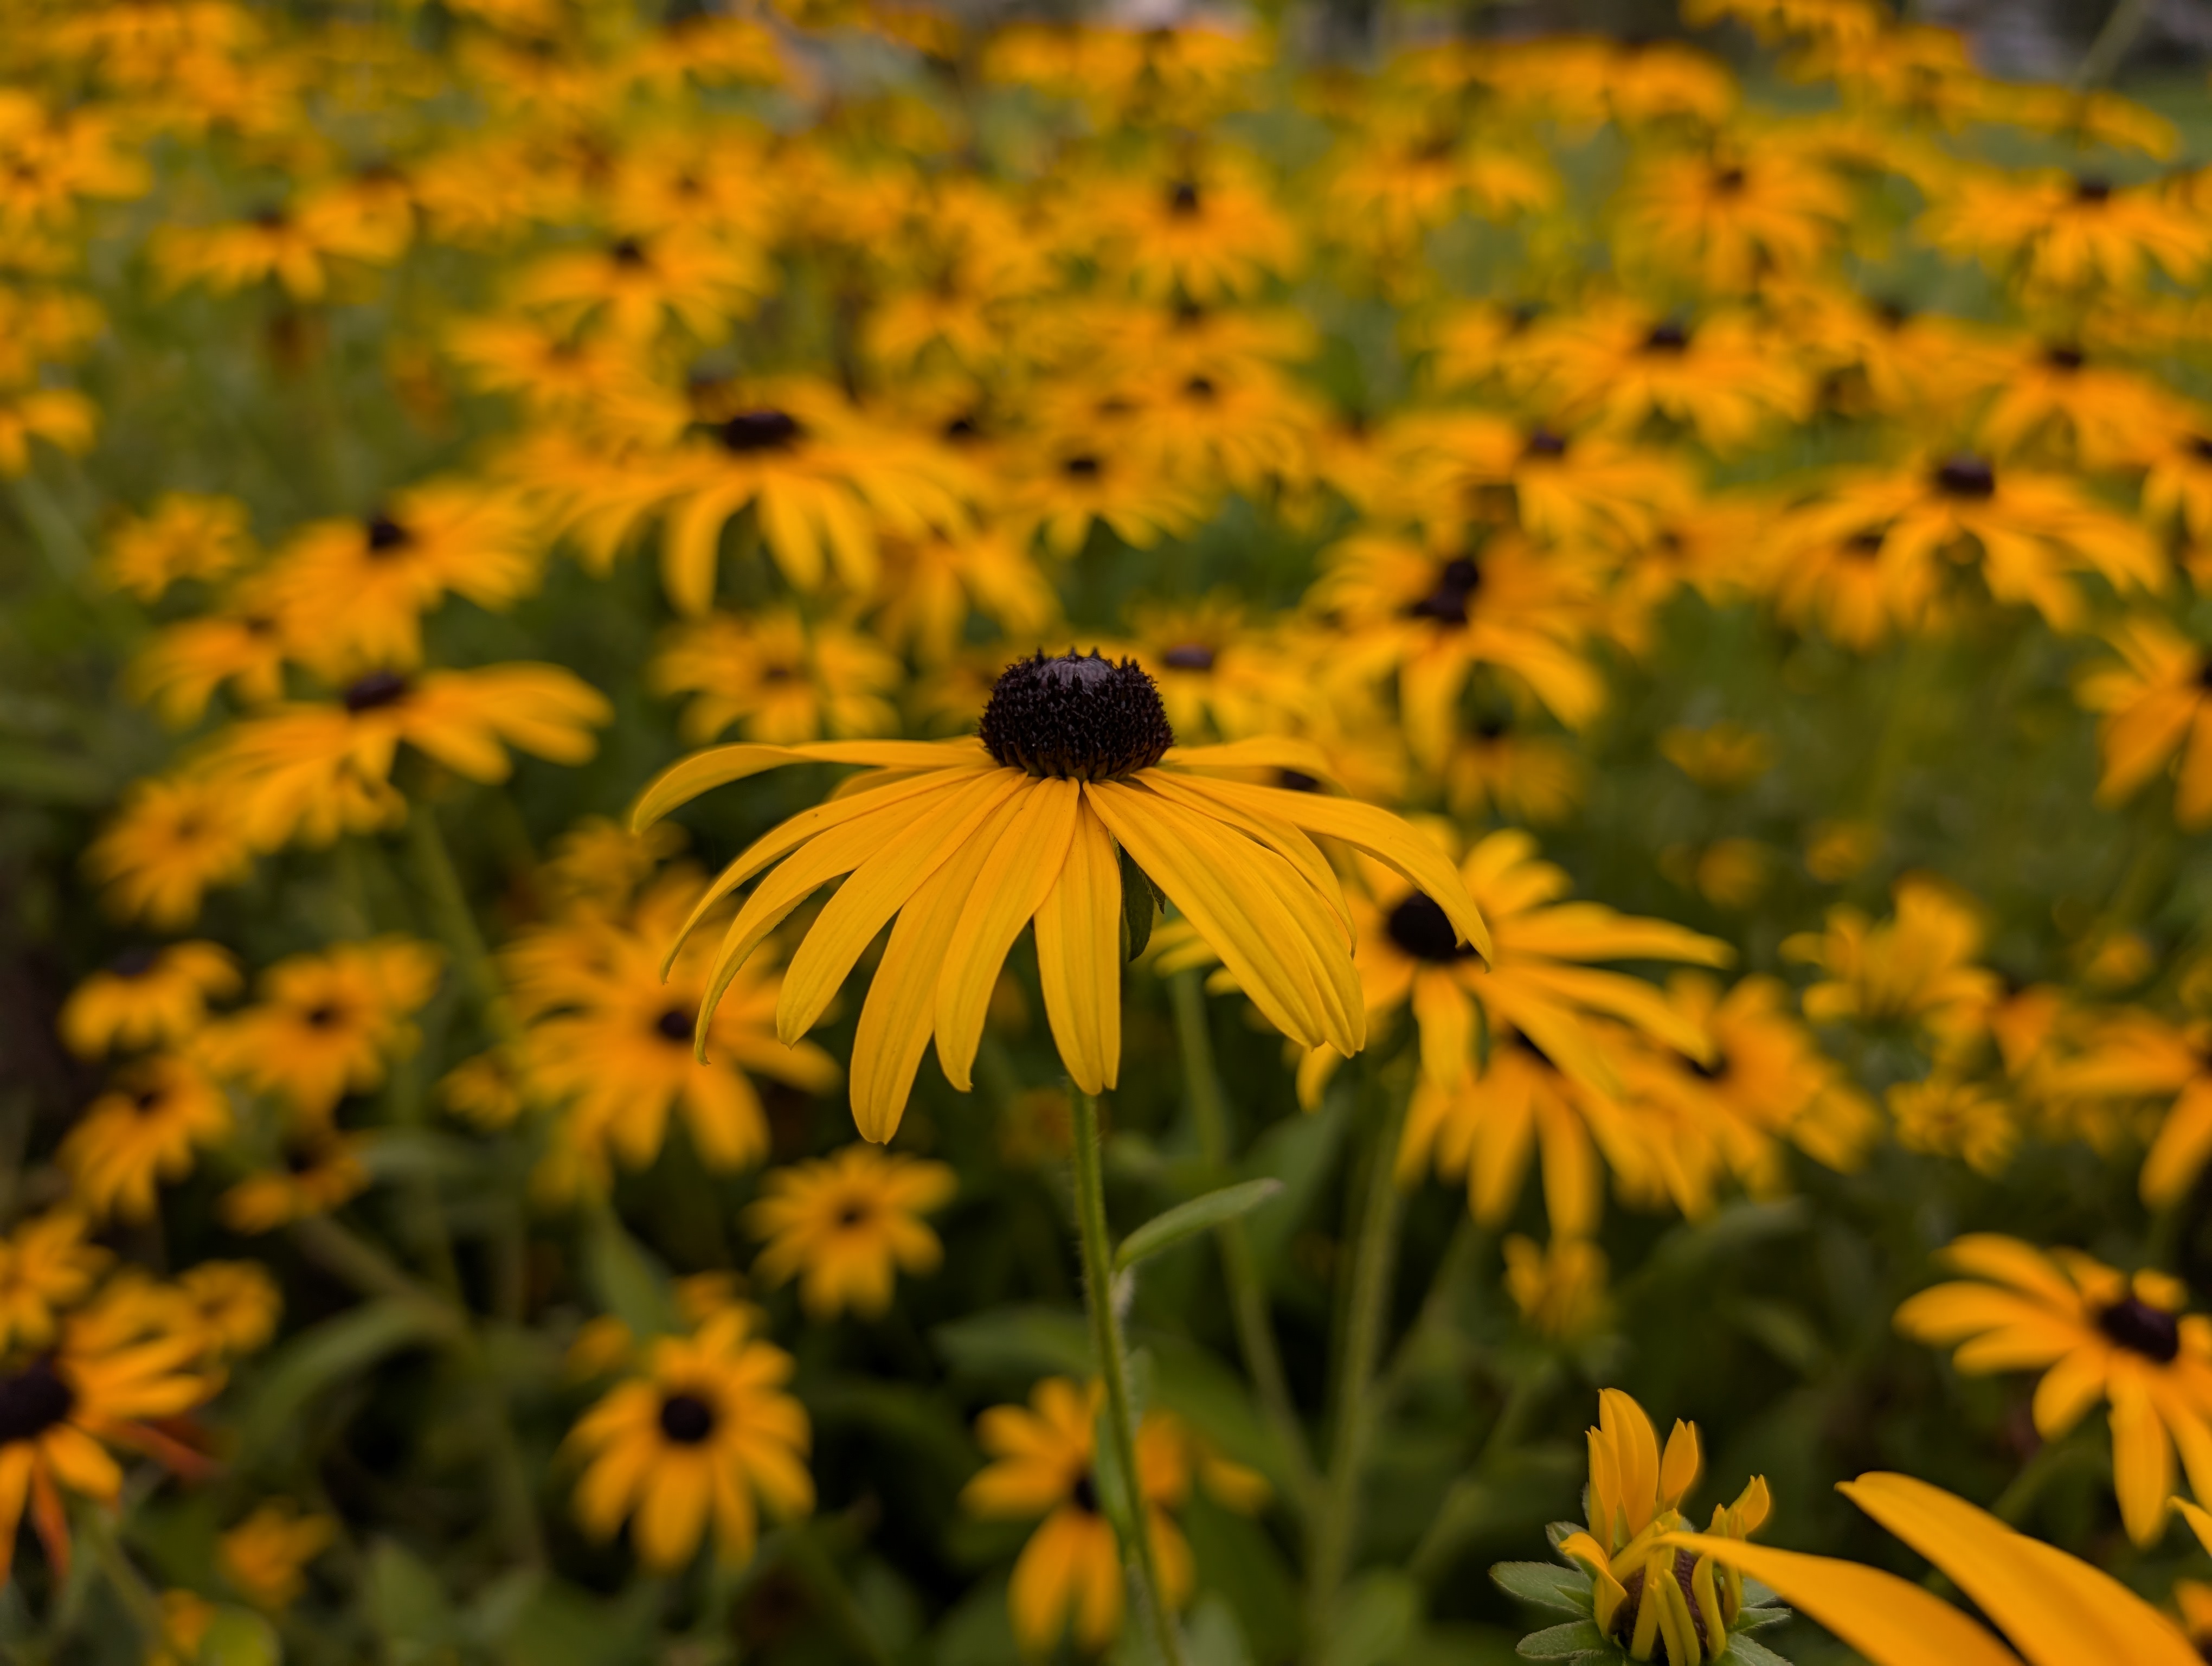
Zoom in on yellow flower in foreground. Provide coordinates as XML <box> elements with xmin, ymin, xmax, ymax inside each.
<box><xmin>1896</xmin><ymin>1234</ymin><xmax>2212</xmax><ymax>1545</ymax></box>
<box><xmin>633</xmin><ymin>651</ymin><xmax>1489</xmax><ymax>1140</ymax></box>
<box><xmin>220</xmin><ymin>1500</ymin><xmax>333</xmax><ymax>1609</ymax></box>
<box><xmin>566</xmin><ymin>1309</ymin><xmax>813</xmax><ymax>1571</ymax></box>
<box><xmin>745</xmin><ymin>1145</ymin><xmax>955</xmax><ymax>1320</ymax></box>
<box><xmin>1528</xmin><ymin>1389</ymin><xmax>1774</xmax><ymax>1664</ymax></box>
<box><xmin>1673</xmin><ymin>1471</ymin><xmax>2200</xmax><ymax>1665</ymax></box>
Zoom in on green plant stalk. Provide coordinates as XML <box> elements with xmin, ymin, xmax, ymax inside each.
<box><xmin>1071</xmin><ymin>1088</ymin><xmax>1189</xmax><ymax>1666</ymax></box>
<box><xmin>406</xmin><ymin>800</ymin><xmax>522</xmax><ymax>1047</ymax></box>
<box><xmin>1306</xmin><ymin>1080</ymin><xmax>1410</xmax><ymax>1658</ymax></box>
<box><xmin>1169</xmin><ymin>969</ymin><xmax>1319</xmax><ymax>1513</ymax></box>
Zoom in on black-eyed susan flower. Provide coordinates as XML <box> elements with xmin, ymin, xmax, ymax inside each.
<box><xmin>512</xmin><ymin>229</ymin><xmax>769</xmax><ymax>344</ymax></box>
<box><xmin>1678</xmin><ymin>1470</ymin><xmax>2202</xmax><ymax>1665</ymax></box>
<box><xmin>743</xmin><ymin>1144</ymin><xmax>956</xmax><ymax>1319</ymax></box>
<box><xmin>1613</xmin><ymin>143</ymin><xmax>1851</xmax><ymax>293</ymax></box>
<box><xmin>1505</xmin><ymin>1390</ymin><xmax>1776</xmax><ymax>1665</ymax></box>
<box><xmin>1515</xmin><ymin>304</ymin><xmax>1811</xmax><ymax>452</ymax></box>
<box><xmin>1917</xmin><ymin>167</ymin><xmax>2209</xmax><ymax>293</ymax></box>
<box><xmin>203</xmin><ymin>937</ymin><xmax>441</xmax><ymax>1124</ymax></box>
<box><xmin>218</xmin><ymin>1500</ymin><xmax>333</xmax><ymax>1610</ymax></box>
<box><xmin>1003</xmin><ymin>438</ymin><xmax>1207</xmax><ymax>560</ymax></box>
<box><xmin>1895</xmin><ymin>1234</ymin><xmax>2212</xmax><ymax>1545</ymax></box>
<box><xmin>0</xmin><ymin>1304</ymin><xmax>217</xmax><ymax>1585</ymax></box>
<box><xmin>2078</xmin><ymin>617</ymin><xmax>2212</xmax><ymax>829</ymax></box>
<box><xmin>867</xmin><ymin>527</ymin><xmax>1063</xmax><ymax>668</ymax></box>
<box><xmin>97</xmin><ymin>492</ymin><xmax>254</xmax><ymax>603</ymax></box>
<box><xmin>123</xmin><ymin>574</ymin><xmax>304</xmax><ymax>728</ymax></box>
<box><xmin>1084</xmin><ymin>161</ymin><xmax>1301</xmax><ymax>304</ymax></box>
<box><xmin>173</xmin><ymin>1261</ymin><xmax>281</xmax><ymax>1360</ymax></box>
<box><xmin>1502</xmin><ymin>1234</ymin><xmax>1610</xmax><ymax>1343</ymax></box>
<box><xmin>0</xmin><ymin>381</ymin><xmax>95</xmax><ymax>477</ymax></box>
<box><xmin>650</xmin><ymin>609</ymin><xmax>902</xmax><ymax>746</ymax></box>
<box><xmin>0</xmin><ymin>1213</ymin><xmax>106</xmax><ymax>1353</ymax></box>
<box><xmin>60</xmin><ymin>1054</ymin><xmax>234</xmax><ymax>1222</ymax></box>
<box><xmin>565</xmin><ymin>1308</ymin><xmax>812</xmax><ymax>1571</ymax></box>
<box><xmin>1785</xmin><ymin>877</ymin><xmax>2001</xmax><ymax>1053</ymax></box>
<box><xmin>57</xmin><ymin>943</ymin><xmax>239</xmax><ymax>1058</ymax></box>
<box><xmin>1886</xmin><ymin>1074</ymin><xmax>2016</xmax><ymax>1176</ymax></box>
<box><xmin>633</xmin><ymin>651</ymin><xmax>1488</xmax><ymax>1140</ymax></box>
<box><xmin>150</xmin><ymin>195</ymin><xmax>407</xmax><ymax>301</ymax></box>
<box><xmin>85</xmin><ymin>774</ymin><xmax>256</xmax><ymax>930</ymax></box>
<box><xmin>2050</xmin><ymin>1010</ymin><xmax>2212</xmax><ymax>1208</ymax></box>
<box><xmin>217</xmin><ymin>1134</ymin><xmax>371</xmax><ymax>1234</ymax></box>
<box><xmin>510</xmin><ymin>870</ymin><xmax>839</xmax><ymax>1176</ymax></box>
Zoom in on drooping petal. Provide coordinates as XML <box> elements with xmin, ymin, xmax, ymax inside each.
<box><xmin>1033</xmin><ymin>798</ymin><xmax>1123</xmax><ymax>1095</ymax></box>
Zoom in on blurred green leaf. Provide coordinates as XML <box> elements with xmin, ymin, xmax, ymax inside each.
<box><xmin>196</xmin><ymin>1606</ymin><xmax>281</xmax><ymax>1666</ymax></box>
<box><xmin>365</xmin><ymin>1538</ymin><xmax>459</xmax><ymax>1661</ymax></box>
<box><xmin>932</xmin><ymin>1305</ymin><xmax>1093</xmax><ymax>1379</ymax></box>
<box><xmin>1490</xmin><ymin>1562</ymin><xmax>1591</xmax><ymax>1617</ymax></box>
<box><xmin>1320</xmin><ymin>1570</ymin><xmax>1419</xmax><ymax>1666</ymax></box>
<box><xmin>1513</xmin><ymin>1618</ymin><xmax>1610</xmax><ymax>1660</ymax></box>
<box><xmin>1724</xmin><ymin>1631</ymin><xmax>1795</xmax><ymax>1665</ymax></box>
<box><xmin>239</xmin><ymin>1298</ymin><xmax>454</xmax><ymax>1458</ymax></box>
<box><xmin>580</xmin><ymin>1208</ymin><xmax>680</xmax><ymax>1341</ymax></box>
<box><xmin>1116</xmin><ymin>1180</ymin><xmax>1283</xmax><ymax>1273</ymax></box>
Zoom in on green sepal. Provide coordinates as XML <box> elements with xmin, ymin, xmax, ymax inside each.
<box><xmin>1719</xmin><ymin>1631</ymin><xmax>1793</xmax><ymax>1665</ymax></box>
<box><xmin>1490</xmin><ymin>1561</ymin><xmax>1593</xmax><ymax>1617</ymax></box>
<box><xmin>1513</xmin><ymin>1619</ymin><xmax>1610</xmax><ymax>1660</ymax></box>
<box><xmin>1119</xmin><ymin>845</ymin><xmax>1160</xmax><ymax>961</ymax></box>
<box><xmin>1732</xmin><ymin>1604</ymin><xmax>1791</xmax><ymax>1632</ymax></box>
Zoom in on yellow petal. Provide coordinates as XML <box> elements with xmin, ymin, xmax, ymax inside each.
<box><xmin>1033</xmin><ymin>799</ymin><xmax>1122</xmax><ymax>1095</ymax></box>
<box><xmin>934</xmin><ymin>778</ymin><xmax>1081</xmax><ymax>1092</ymax></box>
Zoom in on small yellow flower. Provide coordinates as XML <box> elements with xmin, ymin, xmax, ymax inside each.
<box><xmin>1503</xmin><ymin>1234</ymin><xmax>1610</xmax><ymax>1342</ymax></box>
<box><xmin>58</xmin><ymin>943</ymin><xmax>240</xmax><ymax>1059</ymax></box>
<box><xmin>220</xmin><ymin>1501</ymin><xmax>334</xmax><ymax>1610</ymax></box>
<box><xmin>1887</xmin><ymin>1075</ymin><xmax>2016</xmax><ymax>1176</ymax></box>
<box><xmin>744</xmin><ymin>1145</ymin><xmax>956</xmax><ymax>1320</ymax></box>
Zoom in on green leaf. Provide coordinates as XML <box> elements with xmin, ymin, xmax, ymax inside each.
<box><xmin>1320</xmin><ymin>1571</ymin><xmax>1419</xmax><ymax>1666</ymax></box>
<box><xmin>1733</xmin><ymin>1604</ymin><xmax>1791</xmax><ymax>1631</ymax></box>
<box><xmin>1514</xmin><ymin>1620</ymin><xmax>1610</xmax><ymax>1660</ymax></box>
<box><xmin>365</xmin><ymin>1538</ymin><xmax>459</xmax><ymax>1656</ymax></box>
<box><xmin>931</xmin><ymin>1305</ymin><xmax>1093</xmax><ymax>1378</ymax></box>
<box><xmin>1184</xmin><ymin>1594</ymin><xmax>1255</xmax><ymax>1666</ymax></box>
<box><xmin>1120</xmin><ymin>845</ymin><xmax>1158</xmax><ymax>962</ymax></box>
<box><xmin>196</xmin><ymin>1606</ymin><xmax>281</xmax><ymax>1666</ymax></box>
<box><xmin>1114</xmin><ymin>1180</ymin><xmax>1283</xmax><ymax>1273</ymax></box>
<box><xmin>239</xmin><ymin>1298</ymin><xmax>453</xmax><ymax>1459</ymax></box>
<box><xmin>580</xmin><ymin>1209</ymin><xmax>680</xmax><ymax>1340</ymax></box>
<box><xmin>1490</xmin><ymin>1562</ymin><xmax>1593</xmax><ymax>1617</ymax></box>
<box><xmin>1721</xmin><ymin>1632</ymin><xmax>1793</xmax><ymax>1666</ymax></box>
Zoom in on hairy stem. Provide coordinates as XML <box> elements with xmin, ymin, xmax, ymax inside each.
<box><xmin>1071</xmin><ymin>1088</ymin><xmax>1188</xmax><ymax>1666</ymax></box>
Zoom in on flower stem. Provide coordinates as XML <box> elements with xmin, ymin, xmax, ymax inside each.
<box><xmin>1070</xmin><ymin>1088</ymin><xmax>1188</xmax><ymax>1666</ymax></box>
<box><xmin>406</xmin><ymin>800</ymin><xmax>520</xmax><ymax>1047</ymax></box>
<box><xmin>1306</xmin><ymin>1078</ymin><xmax>1408</xmax><ymax>1659</ymax></box>
<box><xmin>1170</xmin><ymin>970</ymin><xmax>1319</xmax><ymax>1513</ymax></box>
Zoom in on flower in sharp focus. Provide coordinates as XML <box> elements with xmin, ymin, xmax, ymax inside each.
<box><xmin>566</xmin><ymin>1308</ymin><xmax>813</xmax><ymax>1571</ymax></box>
<box><xmin>1894</xmin><ymin>1234</ymin><xmax>2212</xmax><ymax>1545</ymax></box>
<box><xmin>631</xmin><ymin>650</ymin><xmax>1489</xmax><ymax>1142</ymax></box>
<box><xmin>744</xmin><ymin>1144</ymin><xmax>956</xmax><ymax>1320</ymax></box>
<box><xmin>57</xmin><ymin>942</ymin><xmax>239</xmax><ymax>1058</ymax></box>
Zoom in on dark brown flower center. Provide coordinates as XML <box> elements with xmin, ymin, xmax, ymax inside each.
<box><xmin>658</xmin><ymin>1392</ymin><xmax>717</xmax><ymax>1445</ymax></box>
<box><xmin>1276</xmin><ymin>769</ymin><xmax>1320</xmax><ymax>792</ymax></box>
<box><xmin>1070</xmin><ymin>1471</ymin><xmax>1101</xmax><ymax>1513</ymax></box>
<box><xmin>1610</xmin><ymin>1549</ymin><xmax>1712</xmax><ymax>1659</ymax></box>
<box><xmin>364</xmin><ymin>513</ymin><xmax>412</xmax><ymax>553</ymax></box>
<box><xmin>1061</xmin><ymin>453</ymin><xmax>1102</xmax><ymax>479</ymax></box>
<box><xmin>1161</xmin><ymin>643</ymin><xmax>1216</xmax><ymax>672</ymax></box>
<box><xmin>1168</xmin><ymin>180</ymin><xmax>1201</xmax><ymax>216</ymax></box>
<box><xmin>1713</xmin><ymin>166</ymin><xmax>1746</xmax><ymax>194</ymax></box>
<box><xmin>1523</xmin><ymin>427</ymin><xmax>1568</xmax><ymax>459</ymax></box>
<box><xmin>835</xmin><ymin>1201</ymin><xmax>871</xmax><ymax>1229</ymax></box>
<box><xmin>0</xmin><ymin>1359</ymin><xmax>74</xmax><ymax>1446</ymax></box>
<box><xmin>111</xmin><ymin>945</ymin><xmax>160</xmax><ymax>978</ymax></box>
<box><xmin>1846</xmin><ymin>530</ymin><xmax>1885</xmax><ymax>560</ymax></box>
<box><xmin>1182</xmin><ymin>375</ymin><xmax>1217</xmax><ymax>401</ymax></box>
<box><xmin>609</xmin><ymin>237</ymin><xmax>650</xmax><ymax>268</ymax></box>
<box><xmin>656</xmin><ymin>1006</ymin><xmax>697</xmax><ymax>1043</ymax></box>
<box><xmin>1934</xmin><ymin>456</ymin><xmax>1996</xmax><ymax>499</ymax></box>
<box><xmin>2075</xmin><ymin>175</ymin><xmax>2112</xmax><ymax>204</ymax></box>
<box><xmin>980</xmin><ymin>652</ymin><xmax>1175</xmax><ymax>783</ymax></box>
<box><xmin>303</xmin><ymin>1003</ymin><xmax>342</xmax><ymax>1029</ymax></box>
<box><xmin>2044</xmin><ymin>345</ymin><xmax>2085</xmax><ymax>373</ymax></box>
<box><xmin>1405</xmin><ymin>556</ymin><xmax>1481</xmax><ymax>625</ymax></box>
<box><xmin>1385</xmin><ymin>893</ymin><xmax>1469</xmax><ymax>964</ymax></box>
<box><xmin>718</xmin><ymin>409</ymin><xmax>803</xmax><ymax>453</ymax></box>
<box><xmin>2098</xmin><ymin>1295</ymin><xmax>2182</xmax><ymax>1363</ymax></box>
<box><xmin>1642</xmin><ymin>322</ymin><xmax>1691</xmax><ymax>354</ymax></box>
<box><xmin>343</xmin><ymin>671</ymin><xmax>411</xmax><ymax>713</ymax></box>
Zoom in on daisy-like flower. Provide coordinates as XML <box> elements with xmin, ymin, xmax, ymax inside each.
<box><xmin>511</xmin><ymin>871</ymin><xmax>839</xmax><ymax>1176</ymax></box>
<box><xmin>219</xmin><ymin>1500</ymin><xmax>333</xmax><ymax>1610</ymax></box>
<box><xmin>1382</xmin><ymin>414</ymin><xmax>1695</xmax><ymax>556</ymax></box>
<box><xmin>150</xmin><ymin>196</ymin><xmax>408</xmax><ymax>300</ymax></box>
<box><xmin>512</xmin><ymin>229</ymin><xmax>769</xmax><ymax>343</ymax></box>
<box><xmin>1895</xmin><ymin>1234</ymin><xmax>2212</xmax><ymax>1545</ymax></box>
<box><xmin>1886</xmin><ymin>1074</ymin><xmax>2016</xmax><ymax>1176</ymax></box>
<box><xmin>1676</xmin><ymin>1471</ymin><xmax>2202</xmax><ymax>1666</ymax></box>
<box><xmin>1784</xmin><ymin>876</ymin><xmax>2001</xmax><ymax>1054</ymax></box>
<box><xmin>85</xmin><ymin>773</ymin><xmax>256</xmax><ymax>929</ymax></box>
<box><xmin>1084</xmin><ymin>164</ymin><xmax>1301</xmax><ymax>304</ymax></box>
<box><xmin>1764</xmin><ymin>517</ymin><xmax>1944</xmax><ymax>651</ymax></box>
<box><xmin>261</xmin><ymin>484</ymin><xmax>543</xmax><ymax>678</ymax></box>
<box><xmin>1917</xmin><ymin>167</ymin><xmax>2209</xmax><ymax>293</ymax></box>
<box><xmin>650</xmin><ymin>609</ymin><xmax>902</xmax><ymax>745</ymax></box>
<box><xmin>1507</xmin><ymin>1390</ymin><xmax>1777</xmax><ymax>1666</ymax></box>
<box><xmin>123</xmin><ymin>572</ymin><xmax>304</xmax><ymax>728</ymax></box>
<box><xmin>2077</xmin><ymin>617</ymin><xmax>2212</xmax><ymax>829</ymax></box>
<box><xmin>1502</xmin><ymin>1234</ymin><xmax>1611</xmax><ymax>1342</ymax></box>
<box><xmin>2136</xmin><ymin>409</ymin><xmax>2212</xmax><ymax>544</ymax></box>
<box><xmin>866</xmin><ymin>527</ymin><xmax>1062</xmax><ymax>668</ymax></box>
<box><xmin>1443</xmin><ymin>715</ymin><xmax>1583</xmax><ymax>825</ymax></box>
<box><xmin>1001</xmin><ymin>440</ymin><xmax>1208</xmax><ymax>560</ymax></box>
<box><xmin>0</xmin><ymin>1305</ymin><xmax>217</xmax><ymax>1585</ymax></box>
<box><xmin>1124</xmin><ymin>597</ymin><xmax>1318</xmax><ymax>742</ymax></box>
<box><xmin>173</xmin><ymin>1262</ymin><xmax>281</xmax><ymax>1360</ymax></box>
<box><xmin>218</xmin><ymin>1135</ymin><xmax>372</xmax><ymax>1234</ymax></box>
<box><xmin>744</xmin><ymin>1144</ymin><xmax>956</xmax><ymax>1319</ymax></box>
<box><xmin>205</xmin><ymin>663</ymin><xmax>611</xmax><ymax>851</ymax></box>
<box><xmin>1977</xmin><ymin>341</ymin><xmax>2177</xmax><ymax>470</ymax></box>
<box><xmin>0</xmin><ymin>1213</ymin><xmax>107</xmax><ymax>1353</ymax></box>
<box><xmin>959</xmin><ymin>1377</ymin><xmax>1226</xmax><ymax>1655</ymax></box>
<box><xmin>565</xmin><ymin>1308</ymin><xmax>813</xmax><ymax>1571</ymax></box>
<box><xmin>202</xmin><ymin>937</ymin><xmax>442</xmax><ymax>1124</ymax></box>
<box><xmin>2049</xmin><ymin>1010</ymin><xmax>2212</xmax><ymax>1208</ymax></box>
<box><xmin>0</xmin><ymin>381</ymin><xmax>95</xmax><ymax>477</ymax></box>
<box><xmin>1514</xmin><ymin>305</ymin><xmax>1811</xmax><ymax>452</ymax></box>
<box><xmin>1613</xmin><ymin>143</ymin><xmax>1851</xmax><ymax>293</ymax></box>
<box><xmin>632</xmin><ymin>650</ymin><xmax>1488</xmax><ymax>1140</ymax></box>
<box><xmin>97</xmin><ymin>492</ymin><xmax>254</xmax><ymax>603</ymax></box>
<box><xmin>57</xmin><ymin>942</ymin><xmax>239</xmax><ymax>1058</ymax></box>
<box><xmin>60</xmin><ymin>1053</ymin><xmax>234</xmax><ymax>1222</ymax></box>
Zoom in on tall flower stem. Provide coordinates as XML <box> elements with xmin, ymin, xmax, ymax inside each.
<box><xmin>1070</xmin><ymin>1088</ymin><xmax>1189</xmax><ymax>1666</ymax></box>
<box><xmin>1169</xmin><ymin>970</ymin><xmax>1320</xmax><ymax>1514</ymax></box>
<box><xmin>1306</xmin><ymin>1078</ymin><xmax>1409</xmax><ymax>1659</ymax></box>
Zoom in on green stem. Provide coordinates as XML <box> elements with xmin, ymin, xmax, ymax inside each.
<box><xmin>2075</xmin><ymin>0</ymin><xmax>2154</xmax><ymax>89</ymax></box>
<box><xmin>783</xmin><ymin>1522</ymin><xmax>894</xmax><ymax>1666</ymax></box>
<box><xmin>1991</xmin><ymin>1430</ymin><xmax>2087</xmax><ymax>1528</ymax></box>
<box><xmin>1406</xmin><ymin>1359</ymin><xmax>1558</xmax><ymax>1586</ymax></box>
<box><xmin>1170</xmin><ymin>971</ymin><xmax>1319</xmax><ymax>1513</ymax></box>
<box><xmin>1306</xmin><ymin>1081</ymin><xmax>1409</xmax><ymax>1659</ymax></box>
<box><xmin>80</xmin><ymin>1508</ymin><xmax>168</xmax><ymax>1642</ymax></box>
<box><xmin>406</xmin><ymin>802</ymin><xmax>520</xmax><ymax>1047</ymax></box>
<box><xmin>1071</xmin><ymin>1090</ymin><xmax>1188</xmax><ymax>1666</ymax></box>
<box><xmin>1378</xmin><ymin>1215</ymin><xmax>1483</xmax><ymax>1408</ymax></box>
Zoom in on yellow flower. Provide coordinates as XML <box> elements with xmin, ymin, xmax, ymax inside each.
<box><xmin>2078</xmin><ymin>617</ymin><xmax>2212</xmax><ymax>829</ymax></box>
<box><xmin>151</xmin><ymin>194</ymin><xmax>408</xmax><ymax>300</ymax></box>
<box><xmin>1675</xmin><ymin>1471</ymin><xmax>2202</xmax><ymax>1665</ymax></box>
<box><xmin>565</xmin><ymin>1308</ymin><xmax>813</xmax><ymax>1571</ymax></box>
<box><xmin>220</xmin><ymin>1501</ymin><xmax>334</xmax><ymax>1610</ymax></box>
<box><xmin>0</xmin><ymin>382</ymin><xmax>95</xmax><ymax>476</ymax></box>
<box><xmin>97</xmin><ymin>492</ymin><xmax>254</xmax><ymax>603</ymax></box>
<box><xmin>745</xmin><ymin>1144</ymin><xmax>956</xmax><ymax>1319</ymax></box>
<box><xmin>633</xmin><ymin>651</ymin><xmax>1488</xmax><ymax>1140</ymax></box>
<box><xmin>1888</xmin><ymin>1074</ymin><xmax>2015</xmax><ymax>1175</ymax></box>
<box><xmin>1613</xmin><ymin>143</ymin><xmax>1851</xmax><ymax>293</ymax></box>
<box><xmin>1503</xmin><ymin>1235</ymin><xmax>1610</xmax><ymax>1342</ymax></box>
<box><xmin>1785</xmin><ymin>877</ymin><xmax>2001</xmax><ymax>1049</ymax></box>
<box><xmin>0</xmin><ymin>1213</ymin><xmax>107</xmax><ymax>1353</ymax></box>
<box><xmin>84</xmin><ymin>773</ymin><xmax>256</xmax><ymax>928</ymax></box>
<box><xmin>512</xmin><ymin>228</ymin><xmax>769</xmax><ymax>343</ymax></box>
<box><xmin>203</xmin><ymin>937</ymin><xmax>442</xmax><ymax>1124</ymax></box>
<box><xmin>1515</xmin><ymin>304</ymin><xmax>1812</xmax><ymax>452</ymax></box>
<box><xmin>650</xmin><ymin>608</ymin><xmax>903</xmax><ymax>745</ymax></box>
<box><xmin>1540</xmin><ymin>1389</ymin><xmax>1774</xmax><ymax>1664</ymax></box>
<box><xmin>1896</xmin><ymin>1234</ymin><xmax>2212</xmax><ymax>1545</ymax></box>
<box><xmin>58</xmin><ymin>942</ymin><xmax>239</xmax><ymax>1058</ymax></box>
<box><xmin>1658</xmin><ymin>722</ymin><xmax>1773</xmax><ymax>792</ymax></box>
<box><xmin>218</xmin><ymin>1135</ymin><xmax>372</xmax><ymax>1234</ymax></box>
<box><xmin>60</xmin><ymin>1053</ymin><xmax>234</xmax><ymax>1222</ymax></box>
<box><xmin>174</xmin><ymin>1261</ymin><xmax>282</xmax><ymax>1359</ymax></box>
<box><xmin>1917</xmin><ymin>166</ymin><xmax>2210</xmax><ymax>293</ymax></box>
<box><xmin>2049</xmin><ymin>1010</ymin><xmax>2212</xmax><ymax>1208</ymax></box>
